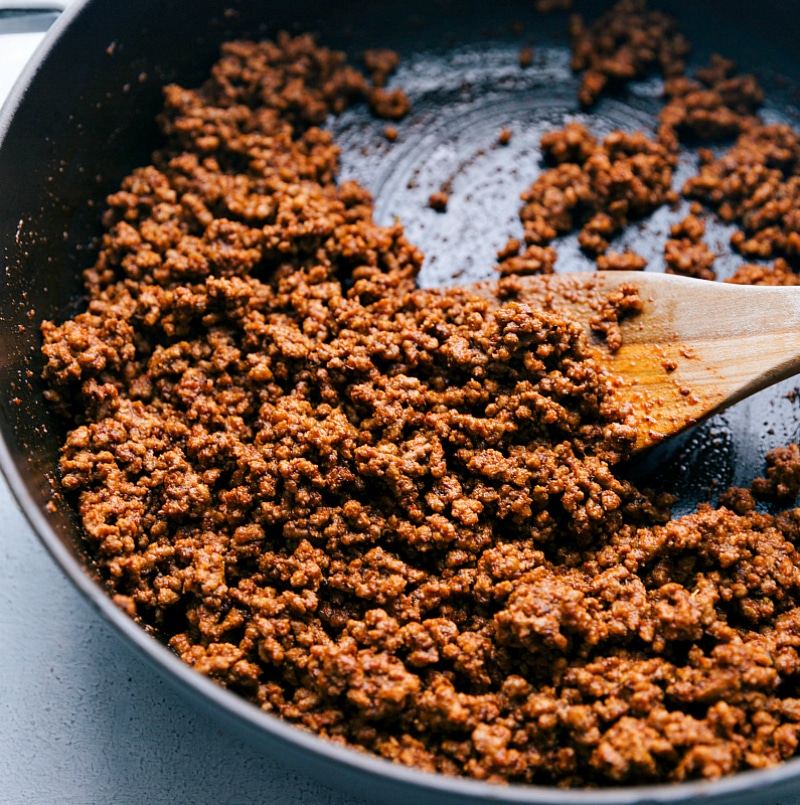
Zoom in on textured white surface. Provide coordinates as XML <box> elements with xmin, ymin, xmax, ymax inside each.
<box><xmin>0</xmin><ymin>32</ymin><xmax>42</xmax><ymax>102</ymax></box>
<box><xmin>0</xmin><ymin>8</ymin><xmax>366</xmax><ymax>804</ymax></box>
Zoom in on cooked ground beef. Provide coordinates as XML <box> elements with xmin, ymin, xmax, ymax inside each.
<box><xmin>568</xmin><ymin>0</ymin><xmax>690</xmax><ymax>108</ymax></box>
<box><xmin>683</xmin><ymin>125</ymin><xmax>800</xmax><ymax>263</ymax></box>
<box><xmin>39</xmin><ymin>7</ymin><xmax>800</xmax><ymax>790</ymax></box>
<box><xmin>504</xmin><ymin>121</ymin><xmax>676</xmax><ymax>268</ymax></box>
<box><xmin>664</xmin><ymin>212</ymin><xmax>716</xmax><ymax>280</ymax></box>
<box><xmin>658</xmin><ymin>53</ymin><xmax>764</xmax><ymax>151</ymax></box>
<box><xmin>726</xmin><ymin>258</ymin><xmax>800</xmax><ymax>286</ymax></box>
<box><xmin>596</xmin><ymin>250</ymin><xmax>648</xmax><ymax>271</ymax></box>
<box><xmin>428</xmin><ymin>190</ymin><xmax>449</xmax><ymax>213</ymax></box>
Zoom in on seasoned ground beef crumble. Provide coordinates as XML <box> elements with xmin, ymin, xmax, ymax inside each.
<box><xmin>39</xmin><ymin>4</ymin><xmax>800</xmax><ymax>789</ymax></box>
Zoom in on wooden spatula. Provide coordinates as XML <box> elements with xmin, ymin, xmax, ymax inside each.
<box><xmin>465</xmin><ymin>271</ymin><xmax>800</xmax><ymax>454</ymax></box>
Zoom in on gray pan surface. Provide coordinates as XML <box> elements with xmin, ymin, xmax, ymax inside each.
<box><xmin>3</xmin><ymin>0</ymin><xmax>800</xmax><ymax>802</ymax></box>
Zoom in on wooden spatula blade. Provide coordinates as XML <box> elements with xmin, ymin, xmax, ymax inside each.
<box><xmin>464</xmin><ymin>271</ymin><xmax>800</xmax><ymax>453</ymax></box>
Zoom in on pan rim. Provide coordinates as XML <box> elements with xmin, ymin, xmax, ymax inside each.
<box><xmin>4</xmin><ymin>1</ymin><xmax>800</xmax><ymax>801</ymax></box>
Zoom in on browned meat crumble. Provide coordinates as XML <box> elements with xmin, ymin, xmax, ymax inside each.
<box><xmin>683</xmin><ymin>125</ymin><xmax>800</xmax><ymax>263</ymax></box>
<box><xmin>726</xmin><ymin>258</ymin><xmax>800</xmax><ymax>287</ymax></box>
<box><xmin>501</xmin><ymin>121</ymin><xmax>676</xmax><ymax>271</ymax></box>
<box><xmin>664</xmin><ymin>213</ymin><xmax>716</xmax><ymax>280</ymax></box>
<box><xmin>568</xmin><ymin>0</ymin><xmax>690</xmax><ymax>108</ymax></box>
<box><xmin>428</xmin><ymin>190</ymin><xmax>449</xmax><ymax>213</ymax></box>
<box><xmin>658</xmin><ymin>53</ymin><xmax>764</xmax><ymax>151</ymax></box>
<box><xmin>596</xmin><ymin>250</ymin><xmax>647</xmax><ymax>271</ymax></box>
<box><xmin>39</xmin><ymin>10</ymin><xmax>800</xmax><ymax>791</ymax></box>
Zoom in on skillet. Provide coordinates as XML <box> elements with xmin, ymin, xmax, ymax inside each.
<box><xmin>3</xmin><ymin>1</ymin><xmax>800</xmax><ymax>802</ymax></box>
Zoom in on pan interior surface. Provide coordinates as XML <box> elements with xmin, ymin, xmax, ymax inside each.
<box><xmin>3</xmin><ymin>0</ymin><xmax>800</xmax><ymax>803</ymax></box>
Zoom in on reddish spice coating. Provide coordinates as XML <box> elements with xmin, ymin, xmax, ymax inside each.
<box><xmin>369</xmin><ymin>87</ymin><xmax>412</xmax><ymax>120</ymax></box>
<box><xmin>364</xmin><ymin>48</ymin><xmax>401</xmax><ymax>88</ymax></box>
<box><xmin>428</xmin><ymin>191</ymin><xmax>449</xmax><ymax>212</ymax></box>
<box><xmin>568</xmin><ymin>0</ymin><xmax>690</xmax><ymax>108</ymax></box>
<box><xmin>726</xmin><ymin>258</ymin><xmax>800</xmax><ymax>286</ymax></box>
<box><xmin>683</xmin><ymin>125</ymin><xmax>800</xmax><ymax>263</ymax></box>
<box><xmin>658</xmin><ymin>54</ymin><xmax>764</xmax><ymax>151</ymax></box>
<box><xmin>588</xmin><ymin>283</ymin><xmax>643</xmax><ymax>351</ymax></box>
<box><xmin>496</xmin><ymin>244</ymin><xmax>557</xmax><ymax>276</ymax></box>
<box><xmin>752</xmin><ymin>445</ymin><xmax>800</xmax><ymax>502</ymax></box>
<box><xmin>496</xmin><ymin>238</ymin><xmax>522</xmax><ymax>262</ymax></box>
<box><xmin>513</xmin><ymin>121</ymin><xmax>676</xmax><ymax>263</ymax></box>
<box><xmin>596</xmin><ymin>250</ymin><xmax>647</xmax><ymax>271</ymax></box>
<box><xmin>664</xmin><ymin>213</ymin><xmax>716</xmax><ymax>280</ymax></box>
<box><xmin>39</xmin><ymin>24</ymin><xmax>800</xmax><ymax>790</ymax></box>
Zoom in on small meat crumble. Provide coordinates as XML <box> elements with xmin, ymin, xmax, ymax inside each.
<box><xmin>726</xmin><ymin>258</ymin><xmax>800</xmax><ymax>287</ymax></box>
<box><xmin>587</xmin><ymin>282</ymin><xmax>643</xmax><ymax>351</ymax></box>
<box><xmin>658</xmin><ymin>53</ymin><xmax>764</xmax><ymax>151</ymax></box>
<box><xmin>364</xmin><ymin>48</ymin><xmax>401</xmax><ymax>88</ymax></box>
<box><xmin>369</xmin><ymin>86</ymin><xmax>412</xmax><ymax>120</ymax></box>
<box><xmin>428</xmin><ymin>190</ymin><xmax>449</xmax><ymax>212</ymax></box>
<box><xmin>495</xmin><ymin>243</ymin><xmax>557</xmax><ymax>276</ymax></box>
<box><xmin>568</xmin><ymin>0</ymin><xmax>690</xmax><ymax>108</ymax></box>
<box><xmin>683</xmin><ymin>124</ymin><xmax>800</xmax><ymax>263</ymax></box>
<box><xmin>752</xmin><ymin>445</ymin><xmax>800</xmax><ymax>502</ymax></box>
<box><xmin>596</xmin><ymin>250</ymin><xmax>647</xmax><ymax>271</ymax></box>
<box><xmin>513</xmin><ymin>121</ymin><xmax>676</xmax><ymax>263</ymax></box>
<box><xmin>664</xmin><ymin>213</ymin><xmax>716</xmax><ymax>280</ymax></box>
<box><xmin>38</xmin><ymin>6</ymin><xmax>800</xmax><ymax>792</ymax></box>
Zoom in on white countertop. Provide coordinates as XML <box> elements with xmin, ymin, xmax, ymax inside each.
<box><xmin>0</xmin><ymin>7</ymin><xmax>365</xmax><ymax>804</ymax></box>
